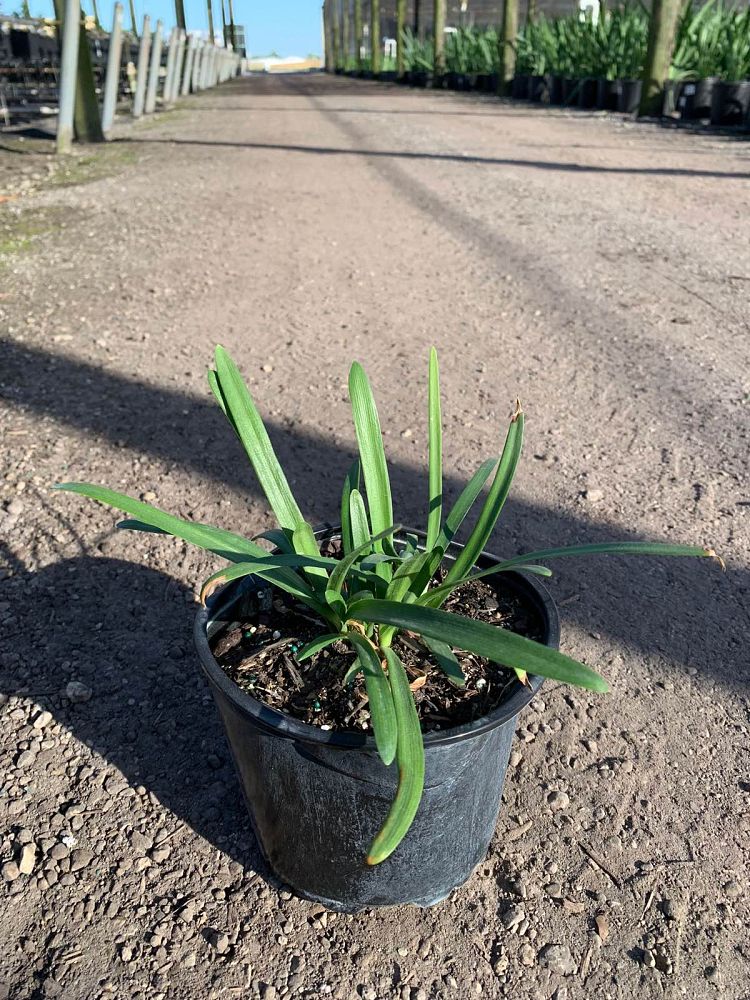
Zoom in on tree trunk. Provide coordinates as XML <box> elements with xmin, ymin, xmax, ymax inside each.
<box><xmin>414</xmin><ymin>0</ymin><xmax>420</xmax><ymax>39</ymax></box>
<box><xmin>354</xmin><ymin>0</ymin><xmax>362</xmax><ymax>71</ymax></box>
<box><xmin>433</xmin><ymin>0</ymin><xmax>446</xmax><ymax>77</ymax></box>
<box><xmin>396</xmin><ymin>0</ymin><xmax>406</xmax><ymax>77</ymax></box>
<box><xmin>499</xmin><ymin>0</ymin><xmax>518</xmax><ymax>95</ymax></box>
<box><xmin>332</xmin><ymin>0</ymin><xmax>341</xmax><ymax>68</ymax></box>
<box><xmin>526</xmin><ymin>0</ymin><xmax>537</xmax><ymax>25</ymax></box>
<box><xmin>371</xmin><ymin>0</ymin><xmax>381</xmax><ymax>74</ymax></box>
<box><xmin>323</xmin><ymin>0</ymin><xmax>334</xmax><ymax>71</ymax></box>
<box><xmin>639</xmin><ymin>0</ymin><xmax>682</xmax><ymax>117</ymax></box>
<box><xmin>227</xmin><ymin>0</ymin><xmax>236</xmax><ymax>50</ymax></box>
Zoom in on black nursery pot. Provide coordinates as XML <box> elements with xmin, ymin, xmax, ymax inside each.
<box><xmin>596</xmin><ymin>77</ymin><xmax>619</xmax><ymax>110</ymax></box>
<box><xmin>511</xmin><ymin>74</ymin><xmax>530</xmax><ymax>99</ymax></box>
<box><xmin>194</xmin><ymin>535</ymin><xmax>560</xmax><ymax>911</ymax></box>
<box><xmin>710</xmin><ymin>80</ymin><xmax>750</xmax><ymax>126</ymax></box>
<box><xmin>681</xmin><ymin>77</ymin><xmax>717</xmax><ymax>119</ymax></box>
<box><xmin>549</xmin><ymin>75</ymin><xmax>564</xmax><ymax>105</ymax></box>
<box><xmin>617</xmin><ymin>79</ymin><xmax>642</xmax><ymax>114</ymax></box>
<box><xmin>578</xmin><ymin>77</ymin><xmax>598</xmax><ymax>109</ymax></box>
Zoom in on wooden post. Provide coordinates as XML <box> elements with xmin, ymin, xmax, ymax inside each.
<box><xmin>56</xmin><ymin>0</ymin><xmax>81</xmax><ymax>152</ymax></box>
<box><xmin>206</xmin><ymin>0</ymin><xmax>215</xmax><ymax>42</ymax></box>
<box><xmin>323</xmin><ymin>1</ymin><xmax>334</xmax><ymax>71</ymax></box>
<box><xmin>639</xmin><ymin>0</ymin><xmax>682</xmax><ymax>117</ymax></box>
<box><xmin>433</xmin><ymin>0</ymin><xmax>445</xmax><ymax>77</ymax></box>
<box><xmin>181</xmin><ymin>33</ymin><xmax>196</xmax><ymax>95</ymax></box>
<box><xmin>174</xmin><ymin>0</ymin><xmax>186</xmax><ymax>31</ymax></box>
<box><xmin>371</xmin><ymin>0</ymin><xmax>381</xmax><ymax>74</ymax></box>
<box><xmin>132</xmin><ymin>13</ymin><xmax>150</xmax><ymax>116</ymax></box>
<box><xmin>101</xmin><ymin>1</ymin><xmax>123</xmax><ymax>135</ymax></box>
<box><xmin>499</xmin><ymin>0</ymin><xmax>518</xmax><ymax>95</ymax></box>
<box><xmin>354</xmin><ymin>0</ymin><xmax>362</xmax><ymax>71</ymax></box>
<box><xmin>342</xmin><ymin>0</ymin><xmax>349</xmax><ymax>70</ymax></box>
<box><xmin>144</xmin><ymin>18</ymin><xmax>162</xmax><ymax>112</ymax></box>
<box><xmin>396</xmin><ymin>0</ymin><xmax>405</xmax><ymax>77</ymax></box>
<box><xmin>332</xmin><ymin>0</ymin><xmax>341</xmax><ymax>69</ymax></box>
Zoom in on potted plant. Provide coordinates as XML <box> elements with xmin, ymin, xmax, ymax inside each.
<box><xmin>55</xmin><ymin>348</ymin><xmax>721</xmax><ymax>911</ymax></box>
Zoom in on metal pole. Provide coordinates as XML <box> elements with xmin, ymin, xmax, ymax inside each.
<box><xmin>132</xmin><ymin>13</ymin><xmax>150</xmax><ymax>116</ymax></box>
<box><xmin>181</xmin><ymin>33</ymin><xmax>196</xmax><ymax>95</ymax></box>
<box><xmin>101</xmin><ymin>1</ymin><xmax>124</xmax><ymax>135</ymax></box>
<box><xmin>57</xmin><ymin>0</ymin><xmax>81</xmax><ymax>153</ymax></box>
<box><xmin>163</xmin><ymin>26</ymin><xmax>178</xmax><ymax>105</ymax></box>
<box><xmin>144</xmin><ymin>19</ymin><xmax>163</xmax><ymax>113</ymax></box>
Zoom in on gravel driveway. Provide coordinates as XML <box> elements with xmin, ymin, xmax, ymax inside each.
<box><xmin>1</xmin><ymin>73</ymin><xmax>748</xmax><ymax>999</ymax></box>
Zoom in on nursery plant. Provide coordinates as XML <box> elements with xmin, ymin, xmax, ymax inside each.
<box><xmin>56</xmin><ymin>348</ymin><xmax>720</xmax><ymax>866</ymax></box>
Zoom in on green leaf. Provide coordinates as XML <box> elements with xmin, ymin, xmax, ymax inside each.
<box><xmin>497</xmin><ymin>541</ymin><xmax>724</xmax><ymax>567</ymax></box>
<box><xmin>367</xmin><ymin>649</ymin><xmax>425</xmax><ymax>865</ymax></box>
<box><xmin>349</xmin><ymin>489</ymin><xmax>371</xmax><ymax>550</ymax></box>
<box><xmin>347</xmin><ymin>633</ymin><xmax>397</xmax><ymax>766</ymax></box>
<box><xmin>343</xmin><ymin>657</ymin><xmax>363</xmax><ymax>686</ymax></box>
<box><xmin>409</xmin><ymin>458</ymin><xmax>498</xmax><ymax>597</ymax></box>
<box><xmin>348</xmin><ymin>361</ymin><xmax>393</xmax><ymax>578</ymax></box>
<box><xmin>420</xmin><ymin>561</ymin><xmax>552</xmax><ymax>608</ymax></box>
<box><xmin>445</xmin><ymin>402</ymin><xmax>524</xmax><ymax>585</ymax></box>
<box><xmin>427</xmin><ymin>347</ymin><xmax>442</xmax><ymax>550</ymax></box>
<box><xmin>207</xmin><ymin>368</ymin><xmax>233</xmax><ymax>428</ymax></box>
<box><xmin>214</xmin><ymin>346</ymin><xmax>305</xmax><ymax>533</ymax></box>
<box><xmin>116</xmin><ymin>519</ymin><xmax>167</xmax><ymax>534</ymax></box>
<box><xmin>421</xmin><ymin>635</ymin><xmax>466</xmax><ymax>686</ymax></box>
<box><xmin>296</xmin><ymin>633</ymin><xmax>343</xmax><ymax>661</ymax></box>
<box><xmin>379</xmin><ymin>551</ymin><xmax>434</xmax><ymax>647</ymax></box>
<box><xmin>340</xmin><ymin>459</ymin><xmax>361</xmax><ymax>555</ymax></box>
<box><xmin>350</xmin><ymin>599</ymin><xmax>609</xmax><ymax>693</ymax></box>
<box><xmin>199</xmin><ymin>556</ymin><xmax>340</xmax><ymax>616</ymax></box>
<box><xmin>54</xmin><ymin>484</ymin><xmax>326</xmax><ymax>614</ymax></box>
<box><xmin>252</xmin><ymin>529</ymin><xmax>295</xmax><ymax>554</ymax></box>
<box><xmin>292</xmin><ymin>522</ymin><xmax>329</xmax><ymax>589</ymax></box>
<box><xmin>327</xmin><ymin>524</ymin><xmax>401</xmax><ymax>600</ymax></box>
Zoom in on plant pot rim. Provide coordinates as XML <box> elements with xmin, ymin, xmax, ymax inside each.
<box><xmin>195</xmin><ymin>525</ymin><xmax>560</xmax><ymax>752</ymax></box>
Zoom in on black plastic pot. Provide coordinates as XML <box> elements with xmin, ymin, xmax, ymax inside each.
<box><xmin>710</xmin><ymin>80</ymin><xmax>750</xmax><ymax>126</ymax></box>
<box><xmin>378</xmin><ymin>70</ymin><xmax>397</xmax><ymax>83</ymax></box>
<box><xmin>662</xmin><ymin>80</ymin><xmax>684</xmax><ymax>117</ymax></box>
<box><xmin>596</xmin><ymin>77</ymin><xmax>619</xmax><ymax>110</ymax></box>
<box><xmin>578</xmin><ymin>77</ymin><xmax>598</xmax><ymax>109</ymax></box>
<box><xmin>528</xmin><ymin>74</ymin><xmax>548</xmax><ymax>103</ymax></box>
<box><xmin>194</xmin><ymin>534</ymin><xmax>559</xmax><ymax>911</ymax></box>
<box><xmin>680</xmin><ymin>77</ymin><xmax>717</xmax><ymax>119</ymax></box>
<box><xmin>562</xmin><ymin>77</ymin><xmax>580</xmax><ymax>105</ymax></box>
<box><xmin>617</xmin><ymin>79</ymin><xmax>642</xmax><ymax>114</ymax></box>
<box><xmin>512</xmin><ymin>74</ymin><xmax>530</xmax><ymax>99</ymax></box>
<box><xmin>549</xmin><ymin>75</ymin><xmax>564</xmax><ymax>105</ymax></box>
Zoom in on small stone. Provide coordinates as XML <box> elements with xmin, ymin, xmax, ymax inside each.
<box><xmin>183</xmin><ymin>952</ymin><xmax>197</xmax><ymax>968</ymax></box>
<box><xmin>509</xmin><ymin>750</ymin><xmax>523</xmax><ymax>768</ymax></box>
<box><xmin>519</xmin><ymin>943</ymin><xmax>535</xmax><ymax>967</ymax></box>
<box><xmin>260</xmin><ymin>985</ymin><xmax>277</xmax><ymax>999</ymax></box>
<box><xmin>583</xmin><ymin>488</ymin><xmax>604</xmax><ymax>503</ymax></box>
<box><xmin>552</xmin><ymin>988</ymin><xmax>568</xmax><ymax>1000</ymax></box>
<box><xmin>723</xmin><ymin>879</ymin><xmax>742</xmax><ymax>899</ymax></box>
<box><xmin>19</xmin><ymin>843</ymin><xmax>36</xmax><ymax>875</ymax></box>
<box><xmin>211</xmin><ymin>932</ymin><xmax>230</xmax><ymax>954</ymax></box>
<box><xmin>704</xmin><ymin>966</ymin><xmax>720</xmax><ymax>984</ymax></box>
<box><xmin>120</xmin><ymin>945</ymin><xmax>133</xmax><ymax>962</ymax></box>
<box><xmin>150</xmin><ymin>846</ymin><xmax>171</xmax><ymax>863</ymax></box>
<box><xmin>262</xmin><ymin>364</ymin><xmax>273</xmax><ymax>373</ymax></box>
<box><xmin>397</xmin><ymin>947</ymin><xmax>409</xmax><ymax>957</ymax></box>
<box><xmin>33</xmin><ymin>710</ymin><xmax>53</xmax><ymax>729</ymax></box>
<box><xmin>2</xmin><ymin>862</ymin><xmax>20</xmax><ymax>882</ymax></box>
<box><xmin>65</xmin><ymin>682</ymin><xmax>92</xmax><ymax>704</ymax></box>
<box><xmin>15</xmin><ymin>750</ymin><xmax>36</xmax><ymax>768</ymax></box>
<box><xmin>501</xmin><ymin>905</ymin><xmax>525</xmax><ymax>931</ymax></box>
<box><xmin>69</xmin><ymin>848</ymin><xmax>94</xmax><ymax>872</ymax></box>
<box><xmin>544</xmin><ymin>882</ymin><xmax>563</xmax><ymax>899</ymax></box>
<box><xmin>662</xmin><ymin>898</ymin><xmax>677</xmax><ymax>920</ymax></box>
<box><xmin>538</xmin><ymin>944</ymin><xmax>577</xmax><ymax>976</ymax></box>
<box><xmin>547</xmin><ymin>790</ymin><xmax>570</xmax><ymax>811</ymax></box>
<box><xmin>642</xmin><ymin>949</ymin><xmax>656</xmax><ymax>969</ymax></box>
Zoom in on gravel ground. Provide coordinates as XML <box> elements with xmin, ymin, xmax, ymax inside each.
<box><xmin>1</xmin><ymin>74</ymin><xmax>749</xmax><ymax>1000</ymax></box>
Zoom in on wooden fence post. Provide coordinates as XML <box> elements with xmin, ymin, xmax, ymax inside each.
<box><xmin>144</xmin><ymin>18</ymin><xmax>162</xmax><ymax>112</ymax></box>
<box><xmin>132</xmin><ymin>13</ymin><xmax>151</xmax><ymax>116</ymax></box>
<box><xmin>56</xmin><ymin>0</ymin><xmax>81</xmax><ymax>152</ymax></box>
<box><xmin>371</xmin><ymin>0</ymin><xmax>381</xmax><ymax>74</ymax></box>
<box><xmin>433</xmin><ymin>0</ymin><xmax>446</xmax><ymax>78</ymax></box>
<box><xmin>499</xmin><ymin>0</ymin><xmax>518</xmax><ymax>95</ymax></box>
<box><xmin>396</xmin><ymin>0</ymin><xmax>406</xmax><ymax>77</ymax></box>
<box><xmin>639</xmin><ymin>0</ymin><xmax>682</xmax><ymax>117</ymax></box>
<box><xmin>101</xmin><ymin>1</ymin><xmax>123</xmax><ymax>135</ymax></box>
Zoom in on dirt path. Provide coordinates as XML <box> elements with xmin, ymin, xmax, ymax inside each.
<box><xmin>1</xmin><ymin>74</ymin><xmax>748</xmax><ymax>1000</ymax></box>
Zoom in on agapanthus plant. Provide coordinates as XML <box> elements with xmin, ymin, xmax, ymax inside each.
<box><xmin>56</xmin><ymin>347</ymin><xmax>720</xmax><ymax>863</ymax></box>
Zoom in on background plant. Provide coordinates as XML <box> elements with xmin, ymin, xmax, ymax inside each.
<box><xmin>56</xmin><ymin>348</ymin><xmax>720</xmax><ymax>864</ymax></box>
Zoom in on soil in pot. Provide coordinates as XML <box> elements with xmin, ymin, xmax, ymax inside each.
<box><xmin>212</xmin><ymin>571</ymin><xmax>543</xmax><ymax>735</ymax></box>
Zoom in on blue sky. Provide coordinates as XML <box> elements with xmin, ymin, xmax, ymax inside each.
<box><xmin>21</xmin><ymin>0</ymin><xmax>323</xmax><ymax>56</ymax></box>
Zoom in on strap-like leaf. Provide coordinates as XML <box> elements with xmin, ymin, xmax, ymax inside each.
<box><xmin>348</xmin><ymin>362</ymin><xmax>393</xmax><ymax>579</ymax></box>
<box><xmin>427</xmin><ymin>347</ymin><xmax>442</xmax><ymax>550</ymax></box>
<box><xmin>421</xmin><ymin>561</ymin><xmax>552</xmax><ymax>609</ymax></box>
<box><xmin>349</xmin><ymin>489</ymin><xmax>371</xmax><ymax>550</ymax></box>
<box><xmin>421</xmin><ymin>635</ymin><xmax>466</xmax><ymax>687</ymax></box>
<box><xmin>55</xmin><ymin>484</ymin><xmax>325</xmax><ymax>614</ymax></box>
<box><xmin>214</xmin><ymin>346</ymin><xmax>305</xmax><ymax>533</ymax></box>
<box><xmin>497</xmin><ymin>541</ymin><xmax>723</xmax><ymax>567</ymax></box>
<box><xmin>349</xmin><ymin>599</ymin><xmax>609</xmax><ymax>693</ymax></box>
<box><xmin>292</xmin><ymin>522</ymin><xmax>330</xmax><ymax>590</ymax></box>
<box><xmin>367</xmin><ymin>649</ymin><xmax>425</xmax><ymax>865</ymax></box>
<box><xmin>347</xmin><ymin>633</ymin><xmax>397</xmax><ymax>767</ymax></box>
<box><xmin>340</xmin><ymin>459</ymin><xmax>361</xmax><ymax>556</ymax></box>
<box><xmin>252</xmin><ymin>528</ymin><xmax>295</xmax><ymax>554</ymax></box>
<box><xmin>445</xmin><ymin>402</ymin><xmax>524</xmax><ymax>585</ymax></box>
<box><xmin>296</xmin><ymin>633</ymin><xmax>343</xmax><ymax>661</ymax></box>
<box><xmin>327</xmin><ymin>524</ymin><xmax>401</xmax><ymax>600</ymax></box>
